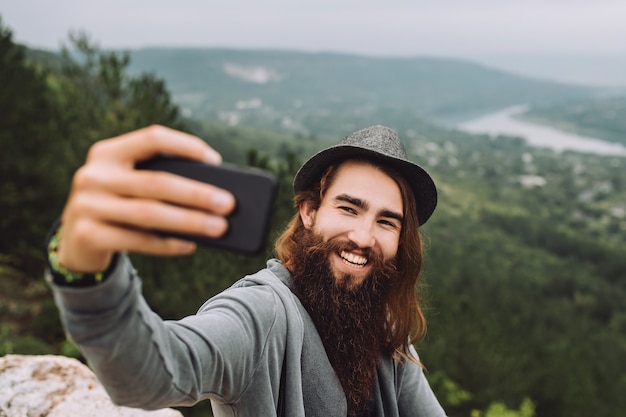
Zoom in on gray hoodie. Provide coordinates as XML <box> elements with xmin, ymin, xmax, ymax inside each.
<box><xmin>49</xmin><ymin>256</ymin><xmax>447</xmax><ymax>417</ymax></box>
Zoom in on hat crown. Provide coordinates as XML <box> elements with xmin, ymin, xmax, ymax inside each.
<box><xmin>341</xmin><ymin>125</ymin><xmax>408</xmax><ymax>160</ymax></box>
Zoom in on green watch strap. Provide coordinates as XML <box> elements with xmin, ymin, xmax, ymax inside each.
<box><xmin>46</xmin><ymin>222</ymin><xmax>115</xmax><ymax>287</ymax></box>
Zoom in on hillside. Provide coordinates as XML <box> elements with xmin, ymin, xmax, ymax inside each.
<box><xmin>125</xmin><ymin>48</ymin><xmax>595</xmax><ymax>136</ymax></box>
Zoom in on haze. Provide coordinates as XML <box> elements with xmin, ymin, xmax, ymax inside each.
<box><xmin>2</xmin><ymin>0</ymin><xmax>626</xmax><ymax>86</ymax></box>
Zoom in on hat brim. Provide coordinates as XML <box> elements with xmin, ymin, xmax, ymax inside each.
<box><xmin>293</xmin><ymin>145</ymin><xmax>437</xmax><ymax>225</ymax></box>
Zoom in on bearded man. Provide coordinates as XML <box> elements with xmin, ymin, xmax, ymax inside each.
<box><xmin>46</xmin><ymin>124</ymin><xmax>447</xmax><ymax>417</ymax></box>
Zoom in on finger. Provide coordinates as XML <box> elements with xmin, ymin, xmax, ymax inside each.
<box><xmin>61</xmin><ymin>219</ymin><xmax>197</xmax><ymax>270</ymax></box>
<box><xmin>70</xmin><ymin>192</ymin><xmax>230</xmax><ymax>238</ymax></box>
<box><xmin>88</xmin><ymin>125</ymin><xmax>222</xmax><ymax>166</ymax></box>
<box><xmin>109</xmin><ymin>170</ymin><xmax>236</xmax><ymax>216</ymax></box>
<box><xmin>95</xmin><ymin>223</ymin><xmax>198</xmax><ymax>257</ymax></box>
<box><xmin>73</xmin><ymin>164</ymin><xmax>236</xmax><ymax>216</ymax></box>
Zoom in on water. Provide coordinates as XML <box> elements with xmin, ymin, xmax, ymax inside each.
<box><xmin>457</xmin><ymin>105</ymin><xmax>626</xmax><ymax>157</ymax></box>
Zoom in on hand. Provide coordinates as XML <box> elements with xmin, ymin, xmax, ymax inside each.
<box><xmin>57</xmin><ymin>125</ymin><xmax>236</xmax><ymax>273</ymax></box>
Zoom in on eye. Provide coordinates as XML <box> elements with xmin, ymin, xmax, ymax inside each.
<box><xmin>339</xmin><ymin>206</ymin><xmax>357</xmax><ymax>214</ymax></box>
<box><xmin>378</xmin><ymin>218</ymin><xmax>401</xmax><ymax>229</ymax></box>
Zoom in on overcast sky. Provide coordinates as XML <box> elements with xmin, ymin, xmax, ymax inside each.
<box><xmin>3</xmin><ymin>1</ymin><xmax>626</xmax><ymax>85</ymax></box>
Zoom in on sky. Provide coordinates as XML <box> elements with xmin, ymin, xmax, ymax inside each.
<box><xmin>2</xmin><ymin>0</ymin><xmax>626</xmax><ymax>86</ymax></box>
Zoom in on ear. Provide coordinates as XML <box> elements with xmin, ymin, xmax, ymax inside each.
<box><xmin>298</xmin><ymin>200</ymin><xmax>316</xmax><ymax>229</ymax></box>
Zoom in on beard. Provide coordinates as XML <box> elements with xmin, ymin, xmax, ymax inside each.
<box><xmin>289</xmin><ymin>226</ymin><xmax>400</xmax><ymax>417</ymax></box>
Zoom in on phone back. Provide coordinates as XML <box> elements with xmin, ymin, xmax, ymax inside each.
<box><xmin>137</xmin><ymin>156</ymin><xmax>278</xmax><ymax>255</ymax></box>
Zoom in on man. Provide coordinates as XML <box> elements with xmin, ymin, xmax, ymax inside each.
<box><xmin>46</xmin><ymin>124</ymin><xmax>446</xmax><ymax>417</ymax></box>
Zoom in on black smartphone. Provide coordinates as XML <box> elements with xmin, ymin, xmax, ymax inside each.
<box><xmin>136</xmin><ymin>155</ymin><xmax>278</xmax><ymax>255</ymax></box>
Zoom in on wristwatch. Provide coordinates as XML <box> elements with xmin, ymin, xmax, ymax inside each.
<box><xmin>45</xmin><ymin>222</ymin><xmax>115</xmax><ymax>287</ymax></box>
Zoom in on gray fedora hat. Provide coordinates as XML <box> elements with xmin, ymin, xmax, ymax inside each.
<box><xmin>293</xmin><ymin>125</ymin><xmax>437</xmax><ymax>225</ymax></box>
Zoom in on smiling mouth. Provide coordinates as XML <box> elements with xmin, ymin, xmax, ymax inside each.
<box><xmin>340</xmin><ymin>251</ymin><xmax>368</xmax><ymax>268</ymax></box>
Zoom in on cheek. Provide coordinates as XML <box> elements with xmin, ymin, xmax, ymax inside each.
<box><xmin>310</xmin><ymin>210</ymin><xmax>342</xmax><ymax>237</ymax></box>
<box><xmin>381</xmin><ymin>234</ymin><xmax>401</xmax><ymax>260</ymax></box>
<box><xmin>311</xmin><ymin>221</ymin><xmax>337</xmax><ymax>241</ymax></box>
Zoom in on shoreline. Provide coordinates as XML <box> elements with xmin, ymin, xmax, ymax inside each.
<box><xmin>456</xmin><ymin>105</ymin><xmax>626</xmax><ymax>157</ymax></box>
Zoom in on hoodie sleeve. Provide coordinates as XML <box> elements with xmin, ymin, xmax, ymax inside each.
<box><xmin>396</xmin><ymin>346</ymin><xmax>448</xmax><ymax>417</ymax></box>
<box><xmin>48</xmin><ymin>254</ymin><xmax>285</xmax><ymax>410</ymax></box>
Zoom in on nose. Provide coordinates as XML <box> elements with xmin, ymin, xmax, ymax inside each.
<box><xmin>347</xmin><ymin>219</ymin><xmax>376</xmax><ymax>249</ymax></box>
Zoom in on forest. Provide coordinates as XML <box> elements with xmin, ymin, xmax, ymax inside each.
<box><xmin>1</xmin><ymin>16</ymin><xmax>625</xmax><ymax>417</ymax></box>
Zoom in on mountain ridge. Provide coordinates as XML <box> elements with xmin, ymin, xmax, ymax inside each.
<box><xmin>123</xmin><ymin>47</ymin><xmax>596</xmax><ymax>135</ymax></box>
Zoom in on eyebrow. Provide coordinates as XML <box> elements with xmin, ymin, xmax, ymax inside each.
<box><xmin>334</xmin><ymin>193</ymin><xmax>404</xmax><ymax>223</ymax></box>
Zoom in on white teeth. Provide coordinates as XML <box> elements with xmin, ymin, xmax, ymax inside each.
<box><xmin>340</xmin><ymin>251</ymin><xmax>367</xmax><ymax>267</ymax></box>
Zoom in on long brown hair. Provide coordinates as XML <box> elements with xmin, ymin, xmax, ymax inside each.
<box><xmin>275</xmin><ymin>158</ymin><xmax>427</xmax><ymax>363</ymax></box>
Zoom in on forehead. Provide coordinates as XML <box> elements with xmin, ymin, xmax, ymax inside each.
<box><xmin>325</xmin><ymin>160</ymin><xmax>404</xmax><ymax>212</ymax></box>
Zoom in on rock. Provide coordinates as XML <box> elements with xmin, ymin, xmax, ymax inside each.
<box><xmin>0</xmin><ymin>354</ymin><xmax>183</xmax><ymax>417</ymax></box>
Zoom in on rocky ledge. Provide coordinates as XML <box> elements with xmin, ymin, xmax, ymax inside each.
<box><xmin>0</xmin><ymin>354</ymin><xmax>183</xmax><ymax>416</ymax></box>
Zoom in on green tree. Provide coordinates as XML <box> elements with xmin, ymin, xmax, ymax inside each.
<box><xmin>55</xmin><ymin>31</ymin><xmax>184</xmax><ymax>165</ymax></box>
<box><xmin>472</xmin><ymin>398</ymin><xmax>536</xmax><ymax>417</ymax></box>
<box><xmin>0</xmin><ymin>23</ymin><xmax>196</xmax><ymax>360</ymax></box>
<box><xmin>0</xmin><ymin>17</ymin><xmax>67</xmax><ymax>261</ymax></box>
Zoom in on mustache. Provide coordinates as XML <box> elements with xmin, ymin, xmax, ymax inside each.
<box><xmin>292</xmin><ymin>227</ymin><xmax>398</xmax><ymax>294</ymax></box>
<box><xmin>302</xmin><ymin>235</ymin><xmax>389</xmax><ymax>271</ymax></box>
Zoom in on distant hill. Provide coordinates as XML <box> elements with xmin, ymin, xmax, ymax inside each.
<box><xmin>23</xmin><ymin>47</ymin><xmax>63</xmax><ymax>71</ymax></box>
<box><xmin>125</xmin><ymin>47</ymin><xmax>596</xmax><ymax>135</ymax></box>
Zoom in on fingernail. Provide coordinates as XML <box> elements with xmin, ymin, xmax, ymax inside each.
<box><xmin>204</xmin><ymin>148</ymin><xmax>222</xmax><ymax>164</ymax></box>
<box><xmin>179</xmin><ymin>241</ymin><xmax>196</xmax><ymax>254</ymax></box>
<box><xmin>205</xmin><ymin>217</ymin><xmax>228</xmax><ymax>235</ymax></box>
<box><xmin>211</xmin><ymin>191</ymin><xmax>235</xmax><ymax>211</ymax></box>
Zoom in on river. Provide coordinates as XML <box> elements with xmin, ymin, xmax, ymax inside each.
<box><xmin>457</xmin><ymin>105</ymin><xmax>626</xmax><ymax>157</ymax></box>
